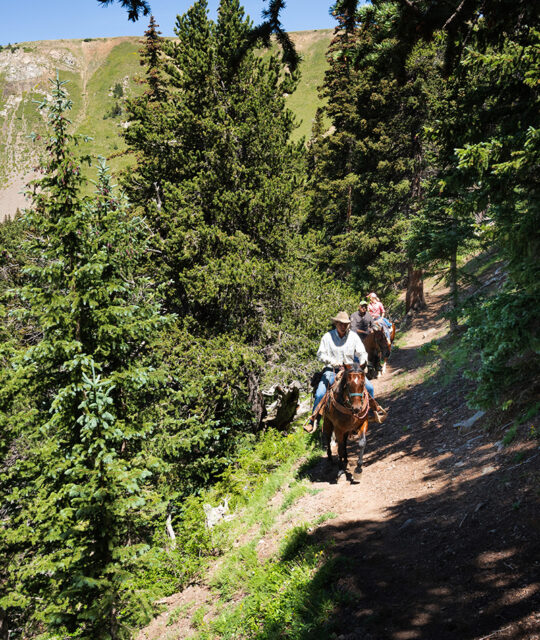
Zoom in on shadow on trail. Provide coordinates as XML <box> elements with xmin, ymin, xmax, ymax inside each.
<box><xmin>289</xmin><ymin>325</ymin><xmax>539</xmax><ymax>639</ymax></box>
<box><xmin>264</xmin><ymin>467</ymin><xmax>540</xmax><ymax>640</ymax></box>
<box><xmin>306</xmin><ymin>477</ymin><xmax>539</xmax><ymax>640</ymax></box>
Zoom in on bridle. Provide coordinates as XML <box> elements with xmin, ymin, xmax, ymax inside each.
<box><xmin>329</xmin><ymin>368</ymin><xmax>369</xmax><ymax>422</ymax></box>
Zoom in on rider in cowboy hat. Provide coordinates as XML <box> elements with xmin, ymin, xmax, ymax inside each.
<box><xmin>305</xmin><ymin>311</ymin><xmax>374</xmax><ymax>433</ymax></box>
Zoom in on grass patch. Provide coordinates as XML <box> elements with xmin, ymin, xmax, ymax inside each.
<box><xmin>198</xmin><ymin>532</ymin><xmax>346</xmax><ymax>640</ymax></box>
<box><xmin>280</xmin><ymin>480</ymin><xmax>311</xmax><ymax>512</ymax></box>
<box><xmin>297</xmin><ymin>448</ymin><xmax>324</xmax><ymax>477</ymax></box>
<box><xmin>167</xmin><ymin>602</ymin><xmax>193</xmax><ymax>626</ymax></box>
<box><xmin>191</xmin><ymin>604</ymin><xmax>210</xmax><ymax>630</ymax></box>
<box><xmin>502</xmin><ymin>424</ymin><xmax>518</xmax><ymax>446</ymax></box>
<box><xmin>284</xmin><ymin>31</ymin><xmax>332</xmax><ymax>141</ymax></box>
<box><xmin>316</xmin><ymin>512</ymin><xmax>337</xmax><ymax>524</ymax></box>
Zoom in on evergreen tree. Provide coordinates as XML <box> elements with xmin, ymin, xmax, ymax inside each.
<box><xmin>124</xmin><ymin>0</ymin><xmax>304</xmax><ymax>338</ymax></box>
<box><xmin>0</xmin><ymin>77</ymin><xmax>169</xmax><ymax>639</ymax></box>
<box><xmin>405</xmin><ymin>8</ymin><xmax>539</xmax><ymax>402</ymax></box>
<box><xmin>306</xmin><ymin>1</ymin><xmax>436</xmax><ymax>300</ymax></box>
<box><xmin>457</xmin><ymin>30</ymin><xmax>540</xmax><ymax>405</ymax></box>
<box><xmin>97</xmin><ymin>0</ymin><xmax>150</xmax><ymax>22</ymax></box>
<box><xmin>119</xmin><ymin>0</ymin><xmax>307</xmax><ymax>505</ymax></box>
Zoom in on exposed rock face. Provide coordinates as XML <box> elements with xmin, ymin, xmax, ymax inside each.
<box><xmin>0</xmin><ymin>39</ymin><xmax>131</xmax><ymax>220</ymax></box>
<box><xmin>0</xmin><ymin>47</ymin><xmax>72</xmax><ymax>94</ymax></box>
<box><xmin>0</xmin><ymin>44</ymin><xmax>85</xmax><ymax>220</ymax></box>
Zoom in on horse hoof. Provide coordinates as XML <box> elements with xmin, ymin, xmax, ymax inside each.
<box><xmin>337</xmin><ymin>470</ymin><xmax>346</xmax><ymax>483</ymax></box>
<box><xmin>351</xmin><ymin>468</ymin><xmax>362</xmax><ymax>482</ymax></box>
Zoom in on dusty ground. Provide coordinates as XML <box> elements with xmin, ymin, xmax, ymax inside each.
<box><xmin>139</xmin><ymin>280</ymin><xmax>539</xmax><ymax>640</ymax></box>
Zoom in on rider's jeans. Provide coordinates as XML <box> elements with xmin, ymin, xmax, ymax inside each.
<box><xmin>374</xmin><ymin>317</ymin><xmax>392</xmax><ymax>341</ymax></box>
<box><xmin>312</xmin><ymin>369</ymin><xmax>374</xmax><ymax>416</ymax></box>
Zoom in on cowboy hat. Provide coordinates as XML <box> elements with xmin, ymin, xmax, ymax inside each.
<box><xmin>332</xmin><ymin>311</ymin><xmax>351</xmax><ymax>324</ymax></box>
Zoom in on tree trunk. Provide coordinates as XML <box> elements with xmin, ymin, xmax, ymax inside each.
<box><xmin>406</xmin><ymin>265</ymin><xmax>427</xmax><ymax>313</ymax></box>
<box><xmin>0</xmin><ymin>610</ymin><xmax>8</xmax><ymax>640</ymax></box>
<box><xmin>449</xmin><ymin>250</ymin><xmax>459</xmax><ymax>332</ymax></box>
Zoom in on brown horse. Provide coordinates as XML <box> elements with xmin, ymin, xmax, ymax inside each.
<box><xmin>322</xmin><ymin>364</ymin><xmax>370</xmax><ymax>481</ymax></box>
<box><xmin>363</xmin><ymin>320</ymin><xmax>395</xmax><ymax>379</ymax></box>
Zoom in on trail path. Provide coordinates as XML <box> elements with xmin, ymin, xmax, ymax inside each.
<box><xmin>140</xmin><ymin>281</ymin><xmax>539</xmax><ymax>640</ymax></box>
<box><xmin>295</xmin><ymin>283</ymin><xmax>540</xmax><ymax>639</ymax></box>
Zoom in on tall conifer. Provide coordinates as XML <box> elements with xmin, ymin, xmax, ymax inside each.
<box><xmin>0</xmin><ymin>77</ymin><xmax>169</xmax><ymax>639</ymax></box>
<box><xmin>124</xmin><ymin>0</ymin><xmax>303</xmax><ymax>337</ymax></box>
<box><xmin>306</xmin><ymin>1</ymin><xmax>435</xmax><ymax>297</ymax></box>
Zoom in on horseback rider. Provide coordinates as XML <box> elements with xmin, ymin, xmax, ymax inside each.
<box><xmin>305</xmin><ymin>311</ymin><xmax>374</xmax><ymax>433</ymax></box>
<box><xmin>350</xmin><ymin>300</ymin><xmax>373</xmax><ymax>343</ymax></box>
<box><xmin>367</xmin><ymin>292</ymin><xmax>392</xmax><ymax>340</ymax></box>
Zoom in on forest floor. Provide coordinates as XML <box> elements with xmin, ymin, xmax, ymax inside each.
<box><xmin>138</xmin><ymin>277</ymin><xmax>540</xmax><ymax>640</ymax></box>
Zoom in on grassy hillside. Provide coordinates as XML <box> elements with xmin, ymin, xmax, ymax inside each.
<box><xmin>0</xmin><ymin>30</ymin><xmax>332</xmax><ymax>219</ymax></box>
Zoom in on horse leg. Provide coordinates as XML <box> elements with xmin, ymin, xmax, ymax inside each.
<box><xmin>336</xmin><ymin>432</ymin><xmax>347</xmax><ymax>481</ymax></box>
<box><xmin>322</xmin><ymin>416</ymin><xmax>333</xmax><ymax>462</ymax></box>
<box><xmin>353</xmin><ymin>422</ymin><xmax>368</xmax><ymax>478</ymax></box>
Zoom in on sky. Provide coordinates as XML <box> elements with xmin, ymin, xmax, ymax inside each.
<box><xmin>2</xmin><ymin>0</ymin><xmax>338</xmax><ymax>44</ymax></box>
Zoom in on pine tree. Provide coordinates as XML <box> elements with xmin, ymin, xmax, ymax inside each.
<box><xmin>119</xmin><ymin>0</ymin><xmax>307</xmax><ymax>504</ymax></box>
<box><xmin>0</xmin><ymin>76</ymin><xmax>169</xmax><ymax>639</ymax></box>
<box><xmin>123</xmin><ymin>0</ymin><xmax>304</xmax><ymax>337</ymax></box>
<box><xmin>395</xmin><ymin>1</ymin><xmax>539</xmax><ymax>402</ymax></box>
<box><xmin>306</xmin><ymin>1</ymin><xmax>436</xmax><ymax>300</ymax></box>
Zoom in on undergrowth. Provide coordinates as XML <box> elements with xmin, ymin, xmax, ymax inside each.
<box><xmin>127</xmin><ymin>421</ymin><xmax>355</xmax><ymax>639</ymax></box>
<box><xmin>198</xmin><ymin>526</ymin><xmax>349</xmax><ymax>640</ymax></box>
<box><xmin>125</xmin><ymin>424</ymin><xmax>321</xmax><ymax>631</ymax></box>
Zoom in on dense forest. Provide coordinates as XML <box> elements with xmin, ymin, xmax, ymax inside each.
<box><xmin>0</xmin><ymin>0</ymin><xmax>538</xmax><ymax>637</ymax></box>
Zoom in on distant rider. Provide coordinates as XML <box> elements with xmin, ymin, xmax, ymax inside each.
<box><xmin>305</xmin><ymin>311</ymin><xmax>374</xmax><ymax>433</ymax></box>
<box><xmin>350</xmin><ymin>300</ymin><xmax>373</xmax><ymax>343</ymax></box>
<box><xmin>367</xmin><ymin>292</ymin><xmax>392</xmax><ymax>340</ymax></box>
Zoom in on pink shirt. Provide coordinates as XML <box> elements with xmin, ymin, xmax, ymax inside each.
<box><xmin>368</xmin><ymin>300</ymin><xmax>385</xmax><ymax>318</ymax></box>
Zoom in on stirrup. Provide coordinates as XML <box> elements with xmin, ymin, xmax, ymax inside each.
<box><xmin>303</xmin><ymin>416</ymin><xmax>320</xmax><ymax>433</ymax></box>
<box><xmin>368</xmin><ymin>406</ymin><xmax>388</xmax><ymax>424</ymax></box>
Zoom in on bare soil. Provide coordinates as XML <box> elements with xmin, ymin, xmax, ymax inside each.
<box><xmin>139</xmin><ymin>280</ymin><xmax>540</xmax><ymax>640</ymax></box>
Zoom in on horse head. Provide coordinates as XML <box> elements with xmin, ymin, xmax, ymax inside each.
<box><xmin>372</xmin><ymin>322</ymin><xmax>391</xmax><ymax>360</ymax></box>
<box><xmin>339</xmin><ymin>364</ymin><xmax>367</xmax><ymax>414</ymax></box>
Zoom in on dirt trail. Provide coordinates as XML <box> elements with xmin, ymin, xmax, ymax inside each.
<box><xmin>297</xmin><ymin>282</ymin><xmax>540</xmax><ymax>639</ymax></box>
<box><xmin>139</xmin><ymin>281</ymin><xmax>539</xmax><ymax>640</ymax></box>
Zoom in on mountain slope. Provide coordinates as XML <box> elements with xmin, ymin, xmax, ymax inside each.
<box><xmin>0</xmin><ymin>30</ymin><xmax>332</xmax><ymax>220</ymax></box>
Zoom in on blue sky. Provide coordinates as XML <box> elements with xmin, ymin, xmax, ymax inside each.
<box><xmin>2</xmin><ymin>0</ymin><xmax>338</xmax><ymax>44</ymax></box>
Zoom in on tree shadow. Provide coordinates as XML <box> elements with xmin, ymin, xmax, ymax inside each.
<box><xmin>258</xmin><ymin>460</ymin><xmax>539</xmax><ymax>639</ymax></box>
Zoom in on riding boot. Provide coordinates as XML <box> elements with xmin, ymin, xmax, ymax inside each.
<box><xmin>368</xmin><ymin>397</ymin><xmax>387</xmax><ymax>424</ymax></box>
